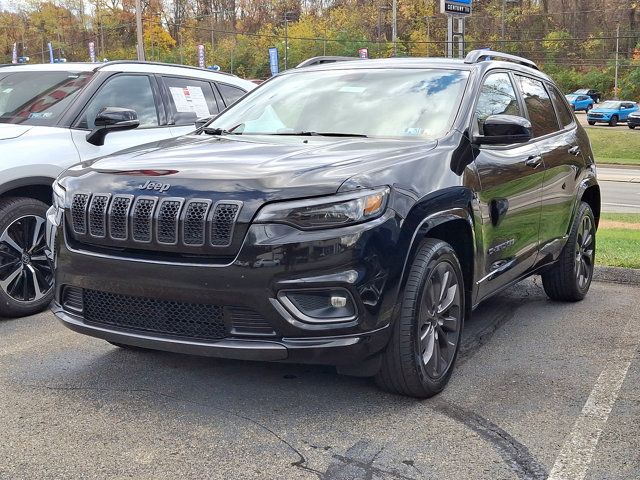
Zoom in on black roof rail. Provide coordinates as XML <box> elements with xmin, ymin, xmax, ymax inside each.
<box><xmin>295</xmin><ymin>56</ymin><xmax>361</xmax><ymax>68</ymax></box>
<box><xmin>464</xmin><ymin>50</ymin><xmax>539</xmax><ymax>70</ymax></box>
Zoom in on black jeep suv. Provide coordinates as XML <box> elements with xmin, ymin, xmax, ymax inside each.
<box><xmin>48</xmin><ymin>51</ymin><xmax>599</xmax><ymax>398</ymax></box>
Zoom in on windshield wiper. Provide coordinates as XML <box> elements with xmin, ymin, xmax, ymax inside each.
<box><xmin>202</xmin><ymin>127</ymin><xmax>242</xmax><ymax>136</ymax></box>
<box><xmin>270</xmin><ymin>131</ymin><xmax>368</xmax><ymax>138</ymax></box>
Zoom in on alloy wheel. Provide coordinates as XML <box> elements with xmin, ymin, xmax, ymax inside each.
<box><xmin>418</xmin><ymin>261</ymin><xmax>462</xmax><ymax>379</ymax></box>
<box><xmin>0</xmin><ymin>215</ymin><xmax>53</xmax><ymax>302</ymax></box>
<box><xmin>575</xmin><ymin>214</ymin><xmax>595</xmax><ymax>290</ymax></box>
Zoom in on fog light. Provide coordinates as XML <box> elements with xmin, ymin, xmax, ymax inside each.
<box><xmin>331</xmin><ymin>296</ymin><xmax>347</xmax><ymax>308</ymax></box>
<box><xmin>278</xmin><ymin>289</ymin><xmax>356</xmax><ymax>323</ymax></box>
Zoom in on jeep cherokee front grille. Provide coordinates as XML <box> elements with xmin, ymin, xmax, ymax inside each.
<box><xmin>69</xmin><ymin>193</ymin><xmax>242</xmax><ymax>250</ymax></box>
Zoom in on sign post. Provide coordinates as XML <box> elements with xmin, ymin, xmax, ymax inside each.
<box><xmin>440</xmin><ymin>0</ymin><xmax>471</xmax><ymax>58</ymax></box>
<box><xmin>268</xmin><ymin>47</ymin><xmax>279</xmax><ymax>76</ymax></box>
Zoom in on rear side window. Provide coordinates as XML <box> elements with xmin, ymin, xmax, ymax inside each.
<box><xmin>163</xmin><ymin>77</ymin><xmax>220</xmax><ymax>125</ymax></box>
<box><xmin>475</xmin><ymin>72</ymin><xmax>522</xmax><ymax>132</ymax></box>
<box><xmin>548</xmin><ymin>85</ymin><xmax>574</xmax><ymax>128</ymax></box>
<box><xmin>516</xmin><ymin>76</ymin><xmax>560</xmax><ymax>137</ymax></box>
<box><xmin>217</xmin><ymin>83</ymin><xmax>246</xmax><ymax>107</ymax></box>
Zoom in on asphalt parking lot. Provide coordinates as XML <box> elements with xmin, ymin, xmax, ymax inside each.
<box><xmin>1</xmin><ymin>273</ymin><xmax>639</xmax><ymax>480</ymax></box>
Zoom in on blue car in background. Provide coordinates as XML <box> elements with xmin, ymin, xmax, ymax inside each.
<box><xmin>587</xmin><ymin>100</ymin><xmax>639</xmax><ymax>126</ymax></box>
<box><xmin>565</xmin><ymin>94</ymin><xmax>594</xmax><ymax>112</ymax></box>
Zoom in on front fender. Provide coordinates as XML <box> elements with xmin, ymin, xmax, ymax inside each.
<box><xmin>391</xmin><ymin>186</ymin><xmax>477</xmax><ymax>307</ymax></box>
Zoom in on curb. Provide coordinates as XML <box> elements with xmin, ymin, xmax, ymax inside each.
<box><xmin>597</xmin><ymin>175</ymin><xmax>640</xmax><ymax>183</ymax></box>
<box><xmin>594</xmin><ymin>266</ymin><xmax>640</xmax><ymax>286</ymax></box>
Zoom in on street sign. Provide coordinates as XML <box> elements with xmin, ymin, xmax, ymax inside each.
<box><xmin>88</xmin><ymin>42</ymin><xmax>96</xmax><ymax>62</ymax></box>
<box><xmin>440</xmin><ymin>0</ymin><xmax>471</xmax><ymax>15</ymax></box>
<box><xmin>268</xmin><ymin>47</ymin><xmax>279</xmax><ymax>76</ymax></box>
<box><xmin>197</xmin><ymin>44</ymin><xmax>205</xmax><ymax>68</ymax></box>
<box><xmin>11</xmin><ymin>43</ymin><xmax>17</xmax><ymax>64</ymax></box>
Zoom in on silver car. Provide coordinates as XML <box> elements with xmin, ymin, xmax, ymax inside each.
<box><xmin>0</xmin><ymin>61</ymin><xmax>255</xmax><ymax>317</ymax></box>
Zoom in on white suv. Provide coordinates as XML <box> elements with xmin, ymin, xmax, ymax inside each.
<box><xmin>0</xmin><ymin>61</ymin><xmax>255</xmax><ymax>317</ymax></box>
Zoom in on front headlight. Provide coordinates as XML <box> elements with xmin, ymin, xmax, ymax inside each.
<box><xmin>52</xmin><ymin>180</ymin><xmax>66</xmax><ymax>208</ymax></box>
<box><xmin>255</xmin><ymin>187</ymin><xmax>390</xmax><ymax>230</ymax></box>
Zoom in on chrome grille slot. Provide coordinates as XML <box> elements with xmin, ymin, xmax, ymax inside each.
<box><xmin>132</xmin><ymin>197</ymin><xmax>157</xmax><ymax>243</ymax></box>
<box><xmin>211</xmin><ymin>202</ymin><xmax>241</xmax><ymax>247</ymax></box>
<box><xmin>108</xmin><ymin>195</ymin><xmax>133</xmax><ymax>240</ymax></box>
<box><xmin>183</xmin><ymin>200</ymin><xmax>211</xmax><ymax>246</ymax></box>
<box><xmin>71</xmin><ymin>193</ymin><xmax>90</xmax><ymax>234</ymax></box>
<box><xmin>156</xmin><ymin>198</ymin><xmax>184</xmax><ymax>245</ymax></box>
<box><xmin>88</xmin><ymin>194</ymin><xmax>110</xmax><ymax>238</ymax></box>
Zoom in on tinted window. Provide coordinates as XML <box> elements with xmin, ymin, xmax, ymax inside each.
<box><xmin>163</xmin><ymin>76</ymin><xmax>219</xmax><ymax>125</ymax></box>
<box><xmin>516</xmin><ymin>76</ymin><xmax>559</xmax><ymax>137</ymax></box>
<box><xmin>0</xmin><ymin>71</ymin><xmax>93</xmax><ymax>126</ymax></box>
<box><xmin>475</xmin><ymin>72</ymin><xmax>522</xmax><ymax>132</ymax></box>
<box><xmin>79</xmin><ymin>75</ymin><xmax>158</xmax><ymax>129</ymax></box>
<box><xmin>548</xmin><ymin>85</ymin><xmax>574</xmax><ymax>127</ymax></box>
<box><xmin>217</xmin><ymin>83</ymin><xmax>246</xmax><ymax>106</ymax></box>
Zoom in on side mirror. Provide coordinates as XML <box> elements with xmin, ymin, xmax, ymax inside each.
<box><xmin>195</xmin><ymin>114</ymin><xmax>217</xmax><ymax>130</ymax></box>
<box><xmin>474</xmin><ymin>114</ymin><xmax>533</xmax><ymax>145</ymax></box>
<box><xmin>86</xmin><ymin>107</ymin><xmax>139</xmax><ymax>146</ymax></box>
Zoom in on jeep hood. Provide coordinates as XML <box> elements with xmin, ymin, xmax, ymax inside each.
<box><xmin>61</xmin><ymin>133</ymin><xmax>437</xmax><ymax>202</ymax></box>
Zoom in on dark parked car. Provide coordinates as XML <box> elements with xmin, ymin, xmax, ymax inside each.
<box><xmin>48</xmin><ymin>51</ymin><xmax>599</xmax><ymax>398</ymax></box>
<box><xmin>573</xmin><ymin>88</ymin><xmax>601</xmax><ymax>104</ymax></box>
<box><xmin>627</xmin><ymin>110</ymin><xmax>640</xmax><ymax>129</ymax></box>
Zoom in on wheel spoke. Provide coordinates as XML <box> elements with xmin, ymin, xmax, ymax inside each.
<box><xmin>440</xmin><ymin>314</ymin><xmax>458</xmax><ymax>332</ymax></box>
<box><xmin>422</xmin><ymin>327</ymin><xmax>435</xmax><ymax>365</ymax></box>
<box><xmin>431</xmin><ymin>334</ymin><xmax>441</xmax><ymax>375</ymax></box>
<box><xmin>437</xmin><ymin>284</ymin><xmax>458</xmax><ymax>314</ymax></box>
<box><xmin>30</xmin><ymin>217</ymin><xmax>45</xmax><ymax>252</ymax></box>
<box><xmin>25</xmin><ymin>264</ymin><xmax>45</xmax><ymax>301</ymax></box>
<box><xmin>0</xmin><ymin>265</ymin><xmax>22</xmax><ymax>290</ymax></box>
<box><xmin>438</xmin><ymin>270</ymin><xmax>450</xmax><ymax>304</ymax></box>
<box><xmin>0</xmin><ymin>229</ymin><xmax>23</xmax><ymax>254</ymax></box>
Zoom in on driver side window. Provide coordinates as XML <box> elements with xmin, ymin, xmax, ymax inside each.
<box><xmin>475</xmin><ymin>72</ymin><xmax>522</xmax><ymax>133</ymax></box>
<box><xmin>78</xmin><ymin>75</ymin><xmax>159</xmax><ymax>129</ymax></box>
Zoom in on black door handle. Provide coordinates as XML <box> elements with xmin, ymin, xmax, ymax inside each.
<box><xmin>525</xmin><ymin>155</ymin><xmax>543</xmax><ymax>168</ymax></box>
<box><xmin>568</xmin><ymin>145</ymin><xmax>581</xmax><ymax>156</ymax></box>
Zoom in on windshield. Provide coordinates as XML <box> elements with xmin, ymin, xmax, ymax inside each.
<box><xmin>574</xmin><ymin>89</ymin><xmax>588</xmax><ymax>94</ymax></box>
<box><xmin>207</xmin><ymin>68</ymin><xmax>469</xmax><ymax>139</ymax></box>
<box><xmin>565</xmin><ymin>95</ymin><xmax>578</xmax><ymax>100</ymax></box>
<box><xmin>0</xmin><ymin>71</ymin><xmax>93</xmax><ymax>126</ymax></box>
<box><xmin>599</xmin><ymin>101</ymin><xmax>622</xmax><ymax>109</ymax></box>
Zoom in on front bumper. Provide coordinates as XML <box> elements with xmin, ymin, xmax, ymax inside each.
<box><xmin>628</xmin><ymin>117</ymin><xmax>640</xmax><ymax>127</ymax></box>
<box><xmin>52</xmin><ymin>302</ymin><xmax>390</xmax><ymax>364</ymax></box>
<box><xmin>49</xmin><ymin>206</ymin><xmax>403</xmax><ymax>365</ymax></box>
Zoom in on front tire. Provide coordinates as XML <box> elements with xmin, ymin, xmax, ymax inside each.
<box><xmin>0</xmin><ymin>197</ymin><xmax>54</xmax><ymax>318</ymax></box>
<box><xmin>375</xmin><ymin>239</ymin><xmax>464</xmax><ymax>398</ymax></box>
<box><xmin>609</xmin><ymin>115</ymin><xmax>618</xmax><ymax>127</ymax></box>
<box><xmin>629</xmin><ymin>124</ymin><xmax>636</xmax><ymax>129</ymax></box>
<box><xmin>588</xmin><ymin>120</ymin><xmax>596</xmax><ymax>125</ymax></box>
<box><xmin>542</xmin><ymin>202</ymin><xmax>595</xmax><ymax>302</ymax></box>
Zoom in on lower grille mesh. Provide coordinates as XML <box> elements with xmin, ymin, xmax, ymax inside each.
<box><xmin>83</xmin><ymin>289</ymin><xmax>227</xmax><ymax>340</ymax></box>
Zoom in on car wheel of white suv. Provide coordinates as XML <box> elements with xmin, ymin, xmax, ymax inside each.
<box><xmin>0</xmin><ymin>197</ymin><xmax>54</xmax><ymax>317</ymax></box>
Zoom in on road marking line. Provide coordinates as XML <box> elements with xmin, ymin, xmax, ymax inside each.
<box><xmin>547</xmin><ymin>316</ymin><xmax>640</xmax><ymax>480</ymax></box>
<box><xmin>602</xmin><ymin>202</ymin><xmax>640</xmax><ymax>208</ymax></box>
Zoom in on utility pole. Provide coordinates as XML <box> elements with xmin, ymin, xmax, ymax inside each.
<box><xmin>391</xmin><ymin>0</ymin><xmax>397</xmax><ymax>56</ymax></box>
<box><xmin>501</xmin><ymin>0</ymin><xmax>505</xmax><ymax>42</ymax></box>
<box><xmin>614</xmin><ymin>22</ymin><xmax>620</xmax><ymax>100</ymax></box>
<box><xmin>284</xmin><ymin>12</ymin><xmax>293</xmax><ymax>70</ymax></box>
<box><xmin>135</xmin><ymin>0</ymin><xmax>145</xmax><ymax>61</ymax></box>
